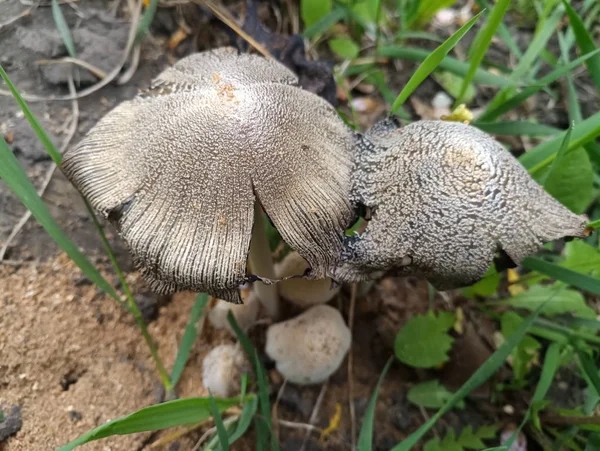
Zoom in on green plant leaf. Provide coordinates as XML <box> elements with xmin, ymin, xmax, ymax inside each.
<box><xmin>329</xmin><ymin>38</ymin><xmax>360</xmax><ymax>59</ymax></box>
<box><xmin>216</xmin><ymin>396</ymin><xmax>258</xmax><ymax>451</ymax></box>
<box><xmin>135</xmin><ymin>0</ymin><xmax>159</xmax><ymax>45</ymax></box>
<box><xmin>51</xmin><ymin>0</ymin><xmax>77</xmax><ymax>57</ymax></box>
<box><xmin>522</xmin><ymin>257</ymin><xmax>600</xmax><ymax>296</ymax></box>
<box><xmin>357</xmin><ymin>357</ymin><xmax>394</xmax><ymax>451</ymax></box>
<box><xmin>379</xmin><ymin>46</ymin><xmax>514</xmax><ymax>87</ymax></box>
<box><xmin>501</xmin><ymin>312</ymin><xmax>542</xmax><ymax>381</ymax></box>
<box><xmin>433</xmin><ymin>71</ymin><xmax>476</xmax><ymax>103</ymax></box>
<box><xmin>476</xmin><ymin>121</ymin><xmax>561</xmax><ymax>136</ymax></box>
<box><xmin>301</xmin><ymin>0</ymin><xmax>332</xmax><ymax>29</ymax></box>
<box><xmin>170</xmin><ymin>293</ymin><xmax>209</xmax><ymax>387</ymax></box>
<box><xmin>562</xmin><ymin>0</ymin><xmax>600</xmax><ymax>89</ymax></box>
<box><xmin>563</xmin><ymin>241</ymin><xmax>600</xmax><ymax>277</ymax></box>
<box><xmin>394</xmin><ymin>310</ymin><xmax>456</xmax><ymax>368</ymax></box>
<box><xmin>0</xmin><ymin>137</ymin><xmax>120</xmax><ymax>302</ymax></box>
<box><xmin>392</xmin><ymin>304</ymin><xmax>544</xmax><ymax>451</ymax></box>
<box><xmin>519</xmin><ymin>111</ymin><xmax>600</xmax><ymax>170</ymax></box>
<box><xmin>209</xmin><ymin>393</ymin><xmax>230</xmax><ymax>451</ymax></box>
<box><xmin>407</xmin><ymin>380</ymin><xmax>464</xmax><ymax>410</ymax></box>
<box><xmin>390</xmin><ymin>11</ymin><xmax>483</xmax><ymax>113</ymax></box>
<box><xmin>478</xmin><ymin>49</ymin><xmax>600</xmax><ymax>122</ymax></box>
<box><xmin>458</xmin><ymin>425</ymin><xmax>486</xmax><ymax>449</ymax></box>
<box><xmin>456</xmin><ymin>0</ymin><xmax>511</xmax><ymax>105</ymax></box>
<box><xmin>302</xmin><ymin>6</ymin><xmax>346</xmax><ymax>38</ymax></box>
<box><xmin>505</xmin><ymin>285</ymin><xmax>596</xmax><ymax>319</ymax></box>
<box><xmin>462</xmin><ymin>267</ymin><xmax>501</xmax><ymax>298</ymax></box>
<box><xmin>57</xmin><ymin>396</ymin><xmax>245</xmax><ymax>451</ymax></box>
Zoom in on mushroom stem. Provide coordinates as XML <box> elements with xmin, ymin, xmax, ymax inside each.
<box><xmin>248</xmin><ymin>202</ymin><xmax>280</xmax><ymax>319</ymax></box>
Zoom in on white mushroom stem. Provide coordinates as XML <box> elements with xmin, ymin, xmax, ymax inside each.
<box><xmin>248</xmin><ymin>202</ymin><xmax>280</xmax><ymax>319</ymax></box>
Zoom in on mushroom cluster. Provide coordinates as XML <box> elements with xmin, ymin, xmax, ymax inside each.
<box><xmin>62</xmin><ymin>48</ymin><xmax>589</xmax><ymax>386</ymax></box>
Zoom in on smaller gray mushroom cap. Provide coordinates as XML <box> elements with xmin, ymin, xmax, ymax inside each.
<box><xmin>61</xmin><ymin>48</ymin><xmax>357</xmax><ymax>302</ymax></box>
<box><xmin>334</xmin><ymin>119</ymin><xmax>589</xmax><ymax>289</ymax></box>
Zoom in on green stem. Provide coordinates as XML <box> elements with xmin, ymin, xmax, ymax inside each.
<box><xmin>85</xmin><ymin>199</ymin><xmax>174</xmax><ymax>395</ymax></box>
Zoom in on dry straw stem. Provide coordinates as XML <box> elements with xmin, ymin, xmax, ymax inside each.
<box><xmin>300</xmin><ymin>382</ymin><xmax>328</xmax><ymax>451</ymax></box>
<box><xmin>0</xmin><ymin>71</ymin><xmax>79</xmax><ymax>262</ymax></box>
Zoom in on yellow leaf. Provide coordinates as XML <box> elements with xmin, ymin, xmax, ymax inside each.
<box><xmin>441</xmin><ymin>104</ymin><xmax>474</xmax><ymax>124</ymax></box>
<box><xmin>320</xmin><ymin>403</ymin><xmax>342</xmax><ymax>443</ymax></box>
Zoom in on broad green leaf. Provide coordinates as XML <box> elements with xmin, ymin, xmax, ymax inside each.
<box><xmin>563</xmin><ymin>0</ymin><xmax>600</xmax><ymax>89</ymax></box>
<box><xmin>394</xmin><ymin>311</ymin><xmax>456</xmax><ymax>368</ymax></box>
<box><xmin>458</xmin><ymin>425</ymin><xmax>487</xmax><ymax>448</ymax></box>
<box><xmin>57</xmin><ymin>396</ymin><xmax>245</xmax><ymax>451</ymax></box>
<box><xmin>456</xmin><ymin>0</ymin><xmax>511</xmax><ymax>105</ymax></box>
<box><xmin>462</xmin><ymin>267</ymin><xmax>501</xmax><ymax>298</ymax></box>
<box><xmin>407</xmin><ymin>380</ymin><xmax>464</xmax><ymax>410</ymax></box>
<box><xmin>506</xmin><ymin>285</ymin><xmax>596</xmax><ymax>318</ymax></box>
<box><xmin>391</xmin><ymin>12</ymin><xmax>483</xmax><ymax>113</ymax></box>
<box><xmin>476</xmin><ymin>121</ymin><xmax>561</xmax><ymax>136</ymax></box>
<box><xmin>0</xmin><ymin>137</ymin><xmax>119</xmax><ymax>302</ymax></box>
<box><xmin>51</xmin><ymin>0</ymin><xmax>77</xmax><ymax>57</ymax></box>
<box><xmin>170</xmin><ymin>293</ymin><xmax>209</xmax><ymax>387</ymax></box>
<box><xmin>501</xmin><ymin>312</ymin><xmax>541</xmax><ymax>381</ymax></box>
<box><xmin>357</xmin><ymin>357</ymin><xmax>393</xmax><ymax>451</ymax></box>
<box><xmin>392</xmin><ymin>305</ymin><xmax>544</xmax><ymax>451</ymax></box>
<box><xmin>209</xmin><ymin>393</ymin><xmax>230</xmax><ymax>451</ymax></box>
<box><xmin>329</xmin><ymin>38</ymin><xmax>360</xmax><ymax>59</ymax></box>
<box><xmin>379</xmin><ymin>46</ymin><xmax>514</xmax><ymax>87</ymax></box>
<box><xmin>301</xmin><ymin>0</ymin><xmax>332</xmax><ymax>29</ymax></box>
<box><xmin>522</xmin><ymin>257</ymin><xmax>600</xmax><ymax>296</ymax></box>
<box><xmin>563</xmin><ymin>241</ymin><xmax>600</xmax><ymax>277</ymax></box>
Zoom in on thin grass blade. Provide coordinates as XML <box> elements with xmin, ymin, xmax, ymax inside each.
<box><xmin>56</xmin><ymin>396</ymin><xmax>245</xmax><ymax>451</ymax></box>
<box><xmin>562</xmin><ymin>0</ymin><xmax>600</xmax><ymax>89</ymax></box>
<box><xmin>51</xmin><ymin>0</ymin><xmax>77</xmax><ymax>57</ymax></box>
<box><xmin>522</xmin><ymin>257</ymin><xmax>600</xmax><ymax>296</ymax></box>
<box><xmin>0</xmin><ymin>137</ymin><xmax>120</xmax><ymax>302</ymax></box>
<box><xmin>357</xmin><ymin>357</ymin><xmax>394</xmax><ymax>451</ymax></box>
<box><xmin>391</xmin><ymin>305</ymin><xmax>544</xmax><ymax>451</ymax></box>
<box><xmin>574</xmin><ymin>344</ymin><xmax>600</xmax><ymax>397</ymax></box>
<box><xmin>476</xmin><ymin>121</ymin><xmax>561</xmax><ymax>136</ymax></box>
<box><xmin>302</xmin><ymin>6</ymin><xmax>346</xmax><ymax>38</ymax></box>
<box><xmin>209</xmin><ymin>393</ymin><xmax>230</xmax><ymax>451</ymax></box>
<box><xmin>541</xmin><ymin>123</ymin><xmax>573</xmax><ymax>185</ymax></box>
<box><xmin>379</xmin><ymin>46</ymin><xmax>514</xmax><ymax>87</ymax></box>
<box><xmin>455</xmin><ymin>0</ymin><xmax>511</xmax><ymax>106</ymax></box>
<box><xmin>390</xmin><ymin>11</ymin><xmax>483</xmax><ymax>113</ymax></box>
<box><xmin>170</xmin><ymin>293</ymin><xmax>209</xmax><ymax>387</ymax></box>
<box><xmin>135</xmin><ymin>0</ymin><xmax>159</xmax><ymax>44</ymax></box>
<box><xmin>477</xmin><ymin>49</ymin><xmax>600</xmax><ymax>122</ymax></box>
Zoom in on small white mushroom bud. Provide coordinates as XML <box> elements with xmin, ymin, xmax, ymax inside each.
<box><xmin>208</xmin><ymin>292</ymin><xmax>259</xmax><ymax>335</ymax></box>
<box><xmin>265</xmin><ymin>305</ymin><xmax>351</xmax><ymax>385</ymax></box>
<box><xmin>202</xmin><ymin>344</ymin><xmax>251</xmax><ymax>397</ymax></box>
<box><xmin>275</xmin><ymin>251</ymin><xmax>340</xmax><ymax>308</ymax></box>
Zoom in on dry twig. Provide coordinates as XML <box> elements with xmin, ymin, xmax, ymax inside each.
<box><xmin>299</xmin><ymin>382</ymin><xmax>328</xmax><ymax>451</ymax></box>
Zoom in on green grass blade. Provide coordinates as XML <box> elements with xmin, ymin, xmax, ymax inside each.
<box><xmin>390</xmin><ymin>11</ymin><xmax>483</xmax><ymax>113</ymax></box>
<box><xmin>391</xmin><ymin>305</ymin><xmax>544</xmax><ymax>451</ymax></box>
<box><xmin>378</xmin><ymin>46</ymin><xmax>514</xmax><ymax>87</ymax></box>
<box><xmin>217</xmin><ymin>396</ymin><xmax>259</xmax><ymax>450</ymax></box>
<box><xmin>56</xmin><ymin>396</ymin><xmax>245</xmax><ymax>451</ymax></box>
<box><xmin>522</xmin><ymin>257</ymin><xmax>600</xmax><ymax>296</ymax></box>
<box><xmin>357</xmin><ymin>357</ymin><xmax>394</xmax><ymax>451</ymax></box>
<box><xmin>135</xmin><ymin>0</ymin><xmax>159</xmax><ymax>45</ymax></box>
<box><xmin>51</xmin><ymin>0</ymin><xmax>77</xmax><ymax>57</ymax></box>
<box><xmin>210</xmin><ymin>393</ymin><xmax>230</xmax><ymax>451</ymax></box>
<box><xmin>477</xmin><ymin>49</ymin><xmax>600</xmax><ymax>122</ymax></box>
<box><xmin>455</xmin><ymin>0</ymin><xmax>511</xmax><ymax>106</ymax></box>
<box><xmin>519</xmin><ymin>111</ymin><xmax>600</xmax><ymax>169</ymax></box>
<box><xmin>0</xmin><ymin>67</ymin><xmax>61</xmax><ymax>164</ymax></box>
<box><xmin>587</xmin><ymin>219</ymin><xmax>600</xmax><ymax>230</ymax></box>
<box><xmin>542</xmin><ymin>123</ymin><xmax>573</xmax><ymax>185</ymax></box>
<box><xmin>503</xmin><ymin>342</ymin><xmax>562</xmax><ymax>450</ymax></box>
<box><xmin>574</xmin><ymin>345</ymin><xmax>600</xmax><ymax>398</ymax></box>
<box><xmin>563</xmin><ymin>0</ymin><xmax>600</xmax><ymax>89</ymax></box>
<box><xmin>170</xmin><ymin>293</ymin><xmax>209</xmax><ymax>387</ymax></box>
<box><xmin>0</xmin><ymin>137</ymin><xmax>120</xmax><ymax>302</ymax></box>
<box><xmin>302</xmin><ymin>6</ymin><xmax>346</xmax><ymax>38</ymax></box>
<box><xmin>475</xmin><ymin>121</ymin><xmax>561</xmax><ymax>136</ymax></box>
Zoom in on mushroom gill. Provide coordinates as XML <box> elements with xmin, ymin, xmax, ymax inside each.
<box><xmin>334</xmin><ymin>119</ymin><xmax>589</xmax><ymax>289</ymax></box>
<box><xmin>62</xmin><ymin>48</ymin><xmax>357</xmax><ymax>302</ymax></box>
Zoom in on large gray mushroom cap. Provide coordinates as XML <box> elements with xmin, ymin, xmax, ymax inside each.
<box><xmin>62</xmin><ymin>48</ymin><xmax>357</xmax><ymax>302</ymax></box>
<box><xmin>334</xmin><ymin>119</ymin><xmax>589</xmax><ymax>289</ymax></box>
